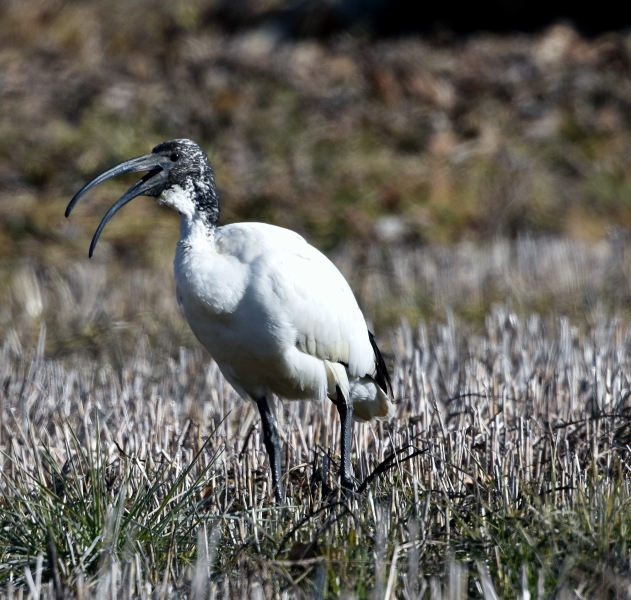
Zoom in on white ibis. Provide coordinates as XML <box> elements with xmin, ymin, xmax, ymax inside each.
<box><xmin>66</xmin><ymin>139</ymin><xmax>393</xmax><ymax>504</ymax></box>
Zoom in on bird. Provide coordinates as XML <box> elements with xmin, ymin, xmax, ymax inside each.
<box><xmin>66</xmin><ymin>138</ymin><xmax>393</xmax><ymax>504</ymax></box>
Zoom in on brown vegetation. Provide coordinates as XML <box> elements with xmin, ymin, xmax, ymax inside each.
<box><xmin>3</xmin><ymin>2</ymin><xmax>631</xmax><ymax>596</ymax></box>
<box><xmin>2</xmin><ymin>3</ymin><xmax>631</xmax><ymax>270</ymax></box>
<box><xmin>2</xmin><ymin>243</ymin><xmax>631</xmax><ymax>597</ymax></box>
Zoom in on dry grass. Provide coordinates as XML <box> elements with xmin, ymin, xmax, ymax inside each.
<box><xmin>2</xmin><ymin>239</ymin><xmax>631</xmax><ymax>598</ymax></box>
<box><xmin>4</xmin><ymin>4</ymin><xmax>631</xmax><ymax>597</ymax></box>
<box><xmin>3</xmin><ymin>2</ymin><xmax>631</xmax><ymax>268</ymax></box>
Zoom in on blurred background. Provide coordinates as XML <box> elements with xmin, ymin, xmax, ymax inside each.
<box><xmin>2</xmin><ymin>0</ymin><xmax>631</xmax><ymax>356</ymax></box>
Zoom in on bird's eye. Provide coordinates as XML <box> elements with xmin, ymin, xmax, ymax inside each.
<box><xmin>170</xmin><ymin>152</ymin><xmax>180</xmax><ymax>162</ymax></box>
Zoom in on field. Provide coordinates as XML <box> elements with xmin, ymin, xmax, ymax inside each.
<box><xmin>3</xmin><ymin>239</ymin><xmax>631</xmax><ymax>599</ymax></box>
<box><xmin>4</xmin><ymin>2</ymin><xmax>631</xmax><ymax>597</ymax></box>
<box><xmin>3</xmin><ymin>4</ymin><xmax>631</xmax><ymax>269</ymax></box>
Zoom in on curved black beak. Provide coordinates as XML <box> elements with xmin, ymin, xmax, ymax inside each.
<box><xmin>66</xmin><ymin>153</ymin><xmax>172</xmax><ymax>257</ymax></box>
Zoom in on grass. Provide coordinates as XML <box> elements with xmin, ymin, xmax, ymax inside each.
<box><xmin>3</xmin><ymin>5</ymin><xmax>631</xmax><ymax>269</ymax></box>
<box><xmin>1</xmin><ymin>420</ymin><xmax>222</xmax><ymax>592</ymax></box>
<box><xmin>3</xmin><ymin>240</ymin><xmax>631</xmax><ymax>598</ymax></box>
<box><xmin>4</xmin><ymin>8</ymin><xmax>631</xmax><ymax>595</ymax></box>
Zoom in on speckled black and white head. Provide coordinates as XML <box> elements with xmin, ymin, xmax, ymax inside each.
<box><xmin>66</xmin><ymin>139</ymin><xmax>220</xmax><ymax>257</ymax></box>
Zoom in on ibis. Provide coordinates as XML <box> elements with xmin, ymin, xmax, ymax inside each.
<box><xmin>66</xmin><ymin>139</ymin><xmax>393</xmax><ymax>504</ymax></box>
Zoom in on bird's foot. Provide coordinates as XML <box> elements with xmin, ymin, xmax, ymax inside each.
<box><xmin>340</xmin><ymin>477</ymin><xmax>355</xmax><ymax>497</ymax></box>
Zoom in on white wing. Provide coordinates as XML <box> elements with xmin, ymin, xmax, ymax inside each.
<box><xmin>214</xmin><ymin>223</ymin><xmax>392</xmax><ymax>418</ymax></box>
<box><xmin>269</xmin><ymin>245</ymin><xmax>374</xmax><ymax>376</ymax></box>
<box><xmin>217</xmin><ymin>223</ymin><xmax>375</xmax><ymax>376</ymax></box>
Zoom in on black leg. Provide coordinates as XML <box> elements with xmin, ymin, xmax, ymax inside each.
<box><xmin>332</xmin><ymin>387</ymin><xmax>354</xmax><ymax>491</ymax></box>
<box><xmin>256</xmin><ymin>396</ymin><xmax>284</xmax><ymax>504</ymax></box>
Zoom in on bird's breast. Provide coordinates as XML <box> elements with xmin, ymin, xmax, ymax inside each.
<box><xmin>174</xmin><ymin>239</ymin><xmax>286</xmax><ymax>361</ymax></box>
<box><xmin>174</xmin><ymin>241</ymin><xmax>247</xmax><ymax>317</ymax></box>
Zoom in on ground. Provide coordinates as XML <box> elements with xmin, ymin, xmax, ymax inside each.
<box><xmin>3</xmin><ymin>3</ymin><xmax>631</xmax><ymax>597</ymax></box>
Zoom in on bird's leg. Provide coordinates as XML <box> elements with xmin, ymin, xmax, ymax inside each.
<box><xmin>332</xmin><ymin>386</ymin><xmax>354</xmax><ymax>491</ymax></box>
<box><xmin>256</xmin><ymin>396</ymin><xmax>284</xmax><ymax>504</ymax></box>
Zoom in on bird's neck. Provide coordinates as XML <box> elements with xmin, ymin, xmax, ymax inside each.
<box><xmin>192</xmin><ymin>176</ymin><xmax>220</xmax><ymax>229</ymax></box>
<box><xmin>160</xmin><ymin>174</ymin><xmax>220</xmax><ymax>231</ymax></box>
<box><xmin>179</xmin><ymin>211</ymin><xmax>216</xmax><ymax>250</ymax></box>
<box><xmin>160</xmin><ymin>176</ymin><xmax>220</xmax><ymax>247</ymax></box>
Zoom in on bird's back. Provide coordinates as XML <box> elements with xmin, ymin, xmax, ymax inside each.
<box><xmin>175</xmin><ymin>221</ymin><xmax>391</xmax><ymax>417</ymax></box>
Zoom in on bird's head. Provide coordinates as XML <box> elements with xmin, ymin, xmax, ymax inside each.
<box><xmin>66</xmin><ymin>139</ymin><xmax>219</xmax><ymax>257</ymax></box>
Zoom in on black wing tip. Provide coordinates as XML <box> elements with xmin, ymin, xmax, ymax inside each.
<box><xmin>368</xmin><ymin>330</ymin><xmax>393</xmax><ymax>396</ymax></box>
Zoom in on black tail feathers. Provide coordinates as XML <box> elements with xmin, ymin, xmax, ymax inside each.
<box><xmin>368</xmin><ymin>330</ymin><xmax>392</xmax><ymax>396</ymax></box>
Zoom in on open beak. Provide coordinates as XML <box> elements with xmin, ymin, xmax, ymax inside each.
<box><xmin>66</xmin><ymin>153</ymin><xmax>173</xmax><ymax>257</ymax></box>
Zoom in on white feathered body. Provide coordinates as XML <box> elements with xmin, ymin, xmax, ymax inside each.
<box><xmin>173</xmin><ymin>218</ymin><xmax>392</xmax><ymax>422</ymax></box>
